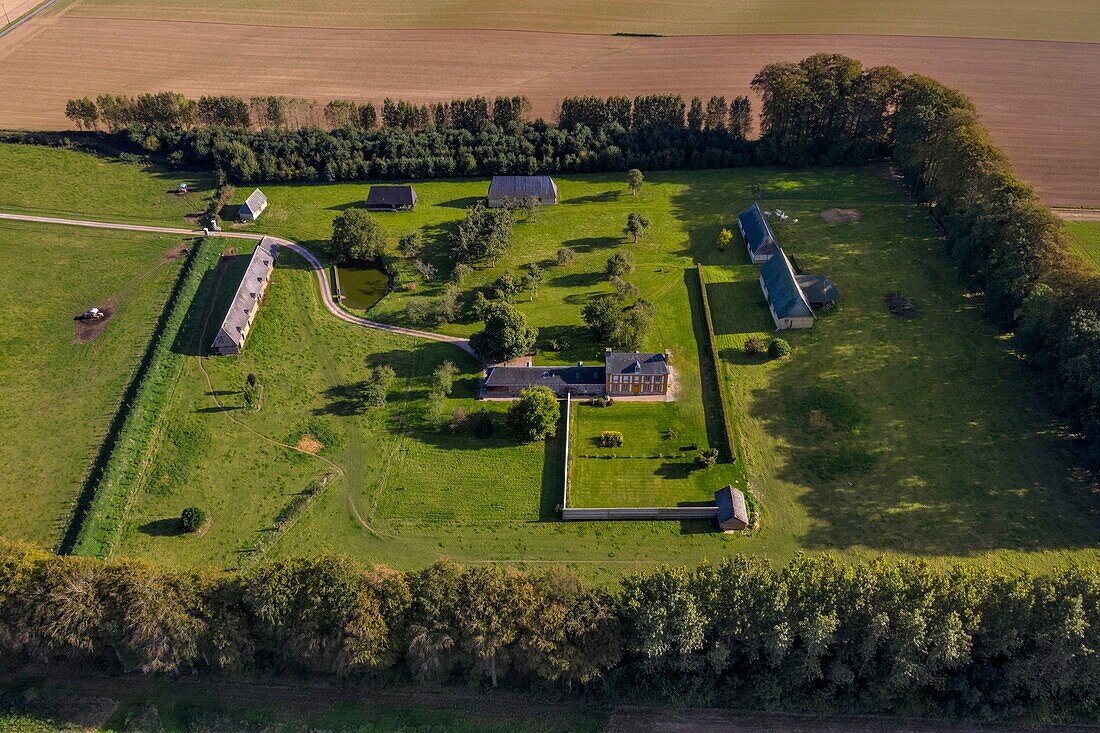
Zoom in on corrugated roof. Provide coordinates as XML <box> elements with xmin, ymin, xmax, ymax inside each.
<box><xmin>488</xmin><ymin>176</ymin><xmax>558</xmax><ymax>201</ymax></box>
<box><xmin>738</xmin><ymin>203</ymin><xmax>779</xmax><ymax>258</ymax></box>
<box><xmin>604</xmin><ymin>351</ymin><xmax>669</xmax><ymax>376</ymax></box>
<box><xmin>484</xmin><ymin>364</ymin><xmax>604</xmax><ymax>389</ymax></box>
<box><xmin>211</xmin><ymin>237</ymin><xmax>278</xmax><ymax>352</ymax></box>
<box><xmin>241</xmin><ymin>188</ymin><xmax>267</xmax><ymax>216</ymax></box>
<box><xmin>760</xmin><ymin>249</ymin><xmax>814</xmax><ymax>320</ymax></box>
<box><xmin>365</xmin><ymin>185</ymin><xmax>417</xmax><ymax>208</ymax></box>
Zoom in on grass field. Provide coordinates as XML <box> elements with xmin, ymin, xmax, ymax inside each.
<box><xmin>65</xmin><ymin>0</ymin><xmax>1100</xmax><ymax>41</ymax></box>
<box><xmin>0</xmin><ymin>220</ymin><xmax>190</xmax><ymax>546</ymax></box>
<box><xmin>1067</xmin><ymin>221</ymin><xmax>1100</xmax><ymax>271</ymax></box>
<box><xmin>0</xmin><ymin>143</ymin><xmax>211</xmax><ymax>225</ymax></box>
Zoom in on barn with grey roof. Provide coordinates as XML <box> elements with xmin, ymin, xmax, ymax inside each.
<box><xmin>238</xmin><ymin>188</ymin><xmax>268</xmax><ymax>221</ymax></box>
<box><xmin>759</xmin><ymin>249</ymin><xmax>815</xmax><ymax>329</ymax></box>
<box><xmin>365</xmin><ymin>185</ymin><xmax>417</xmax><ymax>211</ymax></box>
<box><xmin>487</xmin><ymin>175</ymin><xmax>558</xmax><ymax>207</ymax></box>
<box><xmin>211</xmin><ymin>237</ymin><xmax>278</xmax><ymax>355</ymax></box>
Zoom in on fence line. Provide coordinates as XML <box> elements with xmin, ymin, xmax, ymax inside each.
<box><xmin>561</xmin><ymin>506</ymin><xmax>718</xmax><ymax>521</ymax></box>
<box><xmin>561</xmin><ymin>393</ymin><xmax>571</xmax><ymax>512</ymax></box>
<box><xmin>694</xmin><ymin>264</ymin><xmax>740</xmax><ymax>464</ymax></box>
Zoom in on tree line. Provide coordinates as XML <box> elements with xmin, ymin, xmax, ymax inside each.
<box><xmin>0</xmin><ymin>541</ymin><xmax>1096</xmax><ymax>719</ymax></box>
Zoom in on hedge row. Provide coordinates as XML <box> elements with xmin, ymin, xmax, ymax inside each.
<box><xmin>0</xmin><ymin>545</ymin><xmax>1096</xmax><ymax>720</ymax></box>
<box><xmin>66</xmin><ymin>237</ymin><xmax>218</xmax><ymax>557</ymax></box>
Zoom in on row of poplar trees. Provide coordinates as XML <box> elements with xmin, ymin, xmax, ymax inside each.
<box><xmin>0</xmin><ymin>541</ymin><xmax>1097</xmax><ymax>719</ymax></box>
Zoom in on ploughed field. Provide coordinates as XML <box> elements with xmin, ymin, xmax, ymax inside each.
<box><xmin>0</xmin><ymin>21</ymin><xmax>1096</xmax><ymax>207</ymax></box>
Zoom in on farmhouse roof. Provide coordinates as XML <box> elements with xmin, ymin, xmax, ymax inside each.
<box><xmin>241</xmin><ymin>188</ymin><xmax>267</xmax><ymax>217</ymax></box>
<box><xmin>210</xmin><ymin>237</ymin><xmax>278</xmax><ymax>352</ymax></box>
<box><xmin>739</xmin><ymin>203</ymin><xmax>779</xmax><ymax>258</ymax></box>
<box><xmin>365</xmin><ymin>185</ymin><xmax>417</xmax><ymax>208</ymax></box>
<box><xmin>488</xmin><ymin>175</ymin><xmax>558</xmax><ymax>201</ymax></box>
<box><xmin>604</xmin><ymin>351</ymin><xmax>670</xmax><ymax>376</ymax></box>
<box><xmin>715</xmin><ymin>485</ymin><xmax>749</xmax><ymax>529</ymax></box>
<box><xmin>484</xmin><ymin>364</ymin><xmax>604</xmax><ymax>389</ymax></box>
<box><xmin>796</xmin><ymin>274</ymin><xmax>839</xmax><ymax>306</ymax></box>
<box><xmin>761</xmin><ymin>249</ymin><xmax>814</xmax><ymax>321</ymax></box>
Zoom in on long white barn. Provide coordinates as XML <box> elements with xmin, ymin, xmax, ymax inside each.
<box><xmin>211</xmin><ymin>237</ymin><xmax>278</xmax><ymax>355</ymax></box>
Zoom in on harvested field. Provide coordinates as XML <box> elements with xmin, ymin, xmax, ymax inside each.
<box><xmin>0</xmin><ymin>21</ymin><xmax>1096</xmax><ymax>205</ymax></box>
<box><xmin>0</xmin><ymin>0</ymin><xmax>46</xmax><ymax>27</ymax></box>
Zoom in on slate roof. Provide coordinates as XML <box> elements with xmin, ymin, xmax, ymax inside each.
<box><xmin>604</xmin><ymin>351</ymin><xmax>670</xmax><ymax>376</ymax></box>
<box><xmin>715</xmin><ymin>485</ymin><xmax>749</xmax><ymax>528</ymax></box>
<box><xmin>365</xmin><ymin>185</ymin><xmax>417</xmax><ymax>208</ymax></box>
<box><xmin>484</xmin><ymin>364</ymin><xmax>604</xmax><ymax>389</ymax></box>
<box><xmin>796</xmin><ymin>274</ymin><xmax>840</xmax><ymax>307</ymax></box>
<box><xmin>239</xmin><ymin>188</ymin><xmax>267</xmax><ymax>218</ymax></box>
<box><xmin>211</xmin><ymin>237</ymin><xmax>277</xmax><ymax>353</ymax></box>
<box><xmin>738</xmin><ymin>202</ymin><xmax>779</xmax><ymax>259</ymax></box>
<box><xmin>488</xmin><ymin>175</ymin><xmax>558</xmax><ymax>202</ymax></box>
<box><xmin>760</xmin><ymin>249</ymin><xmax>814</xmax><ymax>320</ymax></box>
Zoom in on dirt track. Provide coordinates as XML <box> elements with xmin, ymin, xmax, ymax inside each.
<box><xmin>0</xmin><ymin>19</ymin><xmax>1097</xmax><ymax>205</ymax></box>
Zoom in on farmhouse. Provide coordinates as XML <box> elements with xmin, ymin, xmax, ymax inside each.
<box><xmin>738</xmin><ymin>202</ymin><xmax>780</xmax><ymax>263</ymax></box>
<box><xmin>238</xmin><ymin>188</ymin><xmax>268</xmax><ymax>222</ymax></box>
<box><xmin>365</xmin><ymin>185</ymin><xmax>417</xmax><ymax>211</ymax></box>
<box><xmin>210</xmin><ymin>237</ymin><xmax>278</xmax><ymax>355</ymax></box>
<box><xmin>481</xmin><ymin>350</ymin><xmax>671</xmax><ymax>399</ymax></box>
<box><xmin>487</xmin><ymin>175</ymin><xmax>558</xmax><ymax>207</ymax></box>
<box><xmin>759</xmin><ymin>248</ymin><xmax>816</xmax><ymax>329</ymax></box>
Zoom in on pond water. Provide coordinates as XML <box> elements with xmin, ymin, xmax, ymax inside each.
<box><xmin>337</xmin><ymin>263</ymin><xmax>389</xmax><ymax>311</ymax></box>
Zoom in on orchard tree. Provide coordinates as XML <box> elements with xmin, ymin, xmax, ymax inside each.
<box><xmin>606</xmin><ymin>251</ymin><xmax>636</xmax><ymax>278</ymax></box>
<box><xmin>582</xmin><ymin>295</ymin><xmax>622</xmax><ymax>342</ymax></box>
<box><xmin>627</xmin><ymin>168</ymin><xmax>644</xmax><ymax>196</ymax></box>
<box><xmin>331</xmin><ymin>208</ymin><xmax>385</xmax><ymax>264</ymax></box>
<box><xmin>624</xmin><ymin>213</ymin><xmax>650</xmax><ymax>243</ymax></box>
<box><xmin>507</xmin><ymin>387</ymin><xmax>561</xmax><ymax>441</ymax></box>
<box><xmin>470</xmin><ymin>302</ymin><xmax>538</xmax><ymax>363</ymax></box>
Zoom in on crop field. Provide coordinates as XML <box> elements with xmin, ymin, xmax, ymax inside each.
<box><xmin>0</xmin><ymin>219</ymin><xmax>191</xmax><ymax>546</ymax></box>
<box><xmin>1067</xmin><ymin>221</ymin><xmax>1100</xmax><ymax>271</ymax></box>
<box><xmin>60</xmin><ymin>0</ymin><xmax>1100</xmax><ymax>41</ymax></box>
<box><xmin>0</xmin><ymin>21</ymin><xmax>1097</xmax><ymax>206</ymax></box>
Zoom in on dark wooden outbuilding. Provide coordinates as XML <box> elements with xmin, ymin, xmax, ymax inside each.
<box><xmin>365</xmin><ymin>185</ymin><xmax>417</xmax><ymax>211</ymax></box>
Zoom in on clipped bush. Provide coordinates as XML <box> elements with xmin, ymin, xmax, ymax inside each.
<box><xmin>599</xmin><ymin>430</ymin><xmax>625</xmax><ymax>448</ymax></box>
<box><xmin>181</xmin><ymin>506</ymin><xmax>207</xmax><ymax>533</ymax></box>
<box><xmin>768</xmin><ymin>338</ymin><xmax>792</xmax><ymax>358</ymax></box>
<box><xmin>694</xmin><ymin>447</ymin><xmax>719</xmax><ymax>469</ymax></box>
<box><xmin>743</xmin><ymin>336</ymin><xmax>766</xmax><ymax>356</ymax></box>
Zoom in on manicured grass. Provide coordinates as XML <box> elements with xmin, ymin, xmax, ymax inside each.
<box><xmin>0</xmin><ymin>220</ymin><xmax>189</xmax><ymax>546</ymax></box>
<box><xmin>0</xmin><ymin>143</ymin><xmax>212</xmax><ymax>225</ymax></box>
<box><xmin>1066</xmin><ymin>221</ymin><xmax>1100</xmax><ymax>271</ymax></box>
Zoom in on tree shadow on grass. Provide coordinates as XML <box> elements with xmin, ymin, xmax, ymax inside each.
<box><xmin>550</xmin><ymin>271</ymin><xmax>606</xmax><ymax>288</ymax></box>
<box><xmin>436</xmin><ymin>196</ymin><xmax>483</xmax><ymax>210</ymax></box>
<box><xmin>564</xmin><ymin>190</ymin><xmax>622</xmax><ymax>205</ymax></box>
<box><xmin>138</xmin><ymin>518</ymin><xmax>185</xmax><ymax>537</ymax></box>
<box><xmin>561</xmin><ymin>236</ymin><xmax>621</xmax><ymax>253</ymax></box>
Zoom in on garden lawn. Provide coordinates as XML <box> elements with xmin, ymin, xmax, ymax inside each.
<box><xmin>0</xmin><ymin>220</ymin><xmax>190</xmax><ymax>546</ymax></box>
<box><xmin>0</xmin><ymin>143</ymin><xmax>212</xmax><ymax>225</ymax></box>
<box><xmin>1066</xmin><ymin>221</ymin><xmax>1100</xmax><ymax>271</ymax></box>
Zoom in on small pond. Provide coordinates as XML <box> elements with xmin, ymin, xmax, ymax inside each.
<box><xmin>337</xmin><ymin>263</ymin><xmax>389</xmax><ymax>311</ymax></box>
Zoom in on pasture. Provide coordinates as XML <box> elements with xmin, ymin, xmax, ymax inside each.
<box><xmin>0</xmin><ymin>220</ymin><xmax>190</xmax><ymax>546</ymax></box>
<box><xmin>101</xmin><ymin>164</ymin><xmax>1099</xmax><ymax>576</ymax></box>
<box><xmin>1067</xmin><ymin>221</ymin><xmax>1100</xmax><ymax>271</ymax></box>
<box><xmin>0</xmin><ymin>24</ymin><xmax>1097</xmax><ymax>206</ymax></box>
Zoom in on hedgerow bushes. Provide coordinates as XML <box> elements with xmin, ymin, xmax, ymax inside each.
<box><xmin>0</xmin><ymin>542</ymin><xmax>1096</xmax><ymax>719</ymax></box>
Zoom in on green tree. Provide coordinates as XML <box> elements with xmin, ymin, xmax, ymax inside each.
<box><xmin>64</xmin><ymin>97</ymin><xmax>99</xmax><ymax>130</ymax></box>
<box><xmin>717</xmin><ymin>228</ymin><xmax>733</xmax><ymax>250</ymax></box>
<box><xmin>556</xmin><ymin>246</ymin><xmax>578</xmax><ymax>266</ymax></box>
<box><xmin>524</xmin><ymin>263</ymin><xmax>544</xmax><ymax>300</ymax></box>
<box><xmin>397</xmin><ymin>231</ymin><xmax>423</xmax><ymax>258</ymax></box>
<box><xmin>606</xmin><ymin>251</ymin><xmax>636</xmax><ymax>278</ymax></box>
<box><xmin>181</xmin><ymin>507</ymin><xmax>207</xmax><ymax>532</ymax></box>
<box><xmin>506</xmin><ymin>387</ymin><xmax>561</xmax><ymax>441</ymax></box>
<box><xmin>582</xmin><ymin>294</ymin><xmax>622</xmax><ymax>342</ymax></box>
<box><xmin>627</xmin><ymin>168</ymin><xmax>645</xmax><ymax>196</ymax></box>
<box><xmin>611</xmin><ymin>299</ymin><xmax>654</xmax><ymax>351</ymax></box>
<box><xmin>432</xmin><ymin>361</ymin><xmax>457</xmax><ymax>396</ymax></box>
<box><xmin>470</xmin><ymin>302</ymin><xmax>538</xmax><ymax>363</ymax></box>
<box><xmin>624</xmin><ymin>213</ymin><xmax>651</xmax><ymax>243</ymax></box>
<box><xmin>331</xmin><ymin>209</ymin><xmax>385</xmax><ymax>264</ymax></box>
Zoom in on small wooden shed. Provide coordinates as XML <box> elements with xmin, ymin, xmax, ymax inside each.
<box><xmin>714</xmin><ymin>485</ymin><xmax>749</xmax><ymax>531</ymax></box>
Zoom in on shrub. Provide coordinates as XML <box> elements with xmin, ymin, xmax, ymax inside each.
<box><xmin>472</xmin><ymin>410</ymin><xmax>496</xmax><ymax>438</ymax></box>
<box><xmin>181</xmin><ymin>506</ymin><xmax>207</xmax><ymax>532</ymax></box>
<box><xmin>768</xmin><ymin>338</ymin><xmax>792</xmax><ymax>358</ymax></box>
<box><xmin>599</xmin><ymin>431</ymin><xmax>624</xmax><ymax>448</ymax></box>
<box><xmin>743</xmin><ymin>336</ymin><xmax>766</xmax><ymax>356</ymax></box>
<box><xmin>556</xmin><ymin>246</ymin><xmax>578</xmax><ymax>266</ymax></box>
<box><xmin>694</xmin><ymin>447</ymin><xmax>719</xmax><ymax>469</ymax></box>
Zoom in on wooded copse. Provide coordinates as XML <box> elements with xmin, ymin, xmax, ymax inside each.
<box><xmin>0</xmin><ymin>540</ymin><xmax>1096</xmax><ymax>719</ymax></box>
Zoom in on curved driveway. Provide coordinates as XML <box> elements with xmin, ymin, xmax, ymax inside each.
<box><xmin>0</xmin><ymin>211</ymin><xmax>479</xmax><ymax>359</ymax></box>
